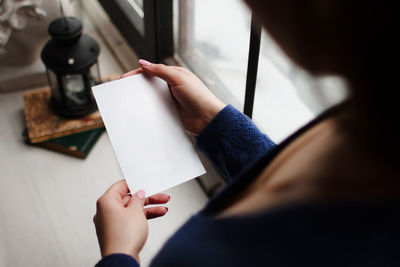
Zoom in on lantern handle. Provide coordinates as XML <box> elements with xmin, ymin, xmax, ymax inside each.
<box><xmin>58</xmin><ymin>0</ymin><xmax>65</xmax><ymax>17</ymax></box>
<box><xmin>58</xmin><ymin>0</ymin><xmax>70</xmax><ymax>31</ymax></box>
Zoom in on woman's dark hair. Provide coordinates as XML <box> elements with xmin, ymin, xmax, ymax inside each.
<box><xmin>346</xmin><ymin>1</ymin><xmax>399</xmax><ymax>162</ymax></box>
<box><xmin>247</xmin><ymin>0</ymin><xmax>398</xmax><ymax>163</ymax></box>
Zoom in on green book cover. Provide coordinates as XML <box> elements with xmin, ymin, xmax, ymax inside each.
<box><xmin>24</xmin><ymin>128</ymin><xmax>105</xmax><ymax>159</ymax></box>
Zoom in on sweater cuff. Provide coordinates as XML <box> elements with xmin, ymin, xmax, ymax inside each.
<box><xmin>196</xmin><ymin>104</ymin><xmax>238</xmax><ymax>151</ymax></box>
<box><xmin>196</xmin><ymin>104</ymin><xmax>276</xmax><ymax>181</ymax></box>
<box><xmin>95</xmin><ymin>254</ymin><xmax>139</xmax><ymax>267</ymax></box>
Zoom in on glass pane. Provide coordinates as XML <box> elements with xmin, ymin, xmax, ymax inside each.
<box><xmin>253</xmin><ymin>31</ymin><xmax>347</xmax><ymax>143</ymax></box>
<box><xmin>132</xmin><ymin>0</ymin><xmax>143</xmax><ymax>9</ymax></box>
<box><xmin>177</xmin><ymin>0</ymin><xmax>251</xmax><ymax>109</ymax></box>
<box><xmin>89</xmin><ymin>62</ymin><xmax>101</xmax><ymax>87</ymax></box>
<box><xmin>117</xmin><ymin>0</ymin><xmax>145</xmax><ymax>36</ymax></box>
<box><xmin>253</xmin><ymin>31</ymin><xmax>314</xmax><ymax>143</ymax></box>
<box><xmin>47</xmin><ymin>69</ymin><xmax>61</xmax><ymax>102</ymax></box>
<box><xmin>62</xmin><ymin>74</ymin><xmax>88</xmax><ymax>105</ymax></box>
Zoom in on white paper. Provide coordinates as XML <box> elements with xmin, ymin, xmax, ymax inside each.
<box><xmin>92</xmin><ymin>74</ymin><xmax>206</xmax><ymax>196</ymax></box>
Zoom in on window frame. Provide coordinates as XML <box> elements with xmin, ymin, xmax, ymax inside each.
<box><xmin>99</xmin><ymin>0</ymin><xmax>262</xmax><ymax>117</ymax></box>
<box><xmin>98</xmin><ymin>0</ymin><xmax>174</xmax><ymax>62</ymax></box>
<box><xmin>243</xmin><ymin>15</ymin><xmax>262</xmax><ymax>118</ymax></box>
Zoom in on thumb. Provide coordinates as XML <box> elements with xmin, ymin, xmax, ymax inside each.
<box><xmin>127</xmin><ymin>189</ymin><xmax>146</xmax><ymax>211</ymax></box>
<box><xmin>138</xmin><ymin>59</ymin><xmax>180</xmax><ymax>86</ymax></box>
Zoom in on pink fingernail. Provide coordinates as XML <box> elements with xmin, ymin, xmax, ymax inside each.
<box><xmin>138</xmin><ymin>59</ymin><xmax>152</xmax><ymax>67</ymax></box>
<box><xmin>137</xmin><ymin>189</ymin><xmax>145</xmax><ymax>200</ymax></box>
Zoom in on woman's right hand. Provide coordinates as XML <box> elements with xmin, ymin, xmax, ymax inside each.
<box><xmin>121</xmin><ymin>60</ymin><xmax>226</xmax><ymax>135</ymax></box>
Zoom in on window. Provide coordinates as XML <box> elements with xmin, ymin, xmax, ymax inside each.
<box><xmin>100</xmin><ymin>0</ymin><xmax>347</xmax><ymax>142</ymax></box>
<box><xmin>252</xmin><ymin>32</ymin><xmax>314</xmax><ymax>142</ymax></box>
<box><xmin>175</xmin><ymin>0</ymin><xmax>251</xmax><ymax>109</ymax></box>
<box><xmin>98</xmin><ymin>0</ymin><xmax>173</xmax><ymax>62</ymax></box>
<box><xmin>132</xmin><ymin>0</ymin><xmax>143</xmax><ymax>9</ymax></box>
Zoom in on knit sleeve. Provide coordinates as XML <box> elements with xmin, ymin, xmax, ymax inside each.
<box><xmin>95</xmin><ymin>254</ymin><xmax>139</xmax><ymax>267</ymax></box>
<box><xmin>196</xmin><ymin>105</ymin><xmax>276</xmax><ymax>182</ymax></box>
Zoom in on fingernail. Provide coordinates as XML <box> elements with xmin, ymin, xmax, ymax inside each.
<box><xmin>165</xmin><ymin>207</ymin><xmax>168</xmax><ymax>212</ymax></box>
<box><xmin>136</xmin><ymin>189</ymin><xmax>145</xmax><ymax>200</ymax></box>
<box><xmin>138</xmin><ymin>59</ymin><xmax>152</xmax><ymax>67</ymax></box>
<box><xmin>167</xmin><ymin>195</ymin><xmax>171</xmax><ymax>200</ymax></box>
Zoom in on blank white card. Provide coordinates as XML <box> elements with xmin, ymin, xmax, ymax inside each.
<box><xmin>92</xmin><ymin>74</ymin><xmax>206</xmax><ymax>196</ymax></box>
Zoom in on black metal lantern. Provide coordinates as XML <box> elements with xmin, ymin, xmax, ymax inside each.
<box><xmin>41</xmin><ymin>16</ymin><xmax>101</xmax><ymax>117</ymax></box>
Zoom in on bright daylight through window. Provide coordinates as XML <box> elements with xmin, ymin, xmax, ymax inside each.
<box><xmin>176</xmin><ymin>0</ymin><xmax>347</xmax><ymax>142</ymax></box>
<box><xmin>176</xmin><ymin>0</ymin><xmax>251</xmax><ymax>109</ymax></box>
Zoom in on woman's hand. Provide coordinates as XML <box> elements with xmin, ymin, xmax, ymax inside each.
<box><xmin>121</xmin><ymin>60</ymin><xmax>226</xmax><ymax>135</ymax></box>
<box><xmin>94</xmin><ymin>180</ymin><xmax>170</xmax><ymax>263</ymax></box>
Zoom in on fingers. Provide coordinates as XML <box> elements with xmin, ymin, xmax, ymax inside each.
<box><xmin>144</xmin><ymin>206</ymin><xmax>168</xmax><ymax>219</ymax></box>
<box><xmin>145</xmin><ymin>193</ymin><xmax>170</xmax><ymax>205</ymax></box>
<box><xmin>127</xmin><ymin>189</ymin><xmax>146</xmax><ymax>211</ymax></box>
<box><xmin>97</xmin><ymin>186</ymin><xmax>169</xmax><ymax>221</ymax></box>
<box><xmin>122</xmin><ymin>195</ymin><xmax>131</xmax><ymax>206</ymax></box>
<box><xmin>138</xmin><ymin>59</ymin><xmax>182</xmax><ymax>86</ymax></box>
<box><xmin>103</xmin><ymin>180</ymin><xmax>130</xmax><ymax>200</ymax></box>
<box><xmin>122</xmin><ymin>192</ymin><xmax>170</xmax><ymax>212</ymax></box>
<box><xmin>120</xmin><ymin>68</ymin><xmax>143</xmax><ymax>78</ymax></box>
<box><xmin>123</xmin><ymin>193</ymin><xmax>170</xmax><ymax>206</ymax></box>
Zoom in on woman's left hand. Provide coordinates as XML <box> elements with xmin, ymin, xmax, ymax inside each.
<box><xmin>94</xmin><ymin>180</ymin><xmax>170</xmax><ymax>263</ymax></box>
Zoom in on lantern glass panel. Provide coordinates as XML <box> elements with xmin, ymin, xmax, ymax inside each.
<box><xmin>62</xmin><ymin>74</ymin><xmax>88</xmax><ymax>105</ymax></box>
<box><xmin>47</xmin><ymin>69</ymin><xmax>61</xmax><ymax>102</ymax></box>
<box><xmin>89</xmin><ymin>62</ymin><xmax>101</xmax><ymax>87</ymax></box>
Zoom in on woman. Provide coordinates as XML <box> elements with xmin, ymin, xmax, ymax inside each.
<box><xmin>94</xmin><ymin>0</ymin><xmax>399</xmax><ymax>266</ymax></box>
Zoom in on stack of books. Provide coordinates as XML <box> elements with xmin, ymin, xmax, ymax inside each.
<box><xmin>23</xmin><ymin>74</ymin><xmax>119</xmax><ymax>159</ymax></box>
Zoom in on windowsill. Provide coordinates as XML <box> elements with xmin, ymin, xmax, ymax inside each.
<box><xmin>0</xmin><ymin>3</ymin><xmax>210</xmax><ymax>267</ymax></box>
